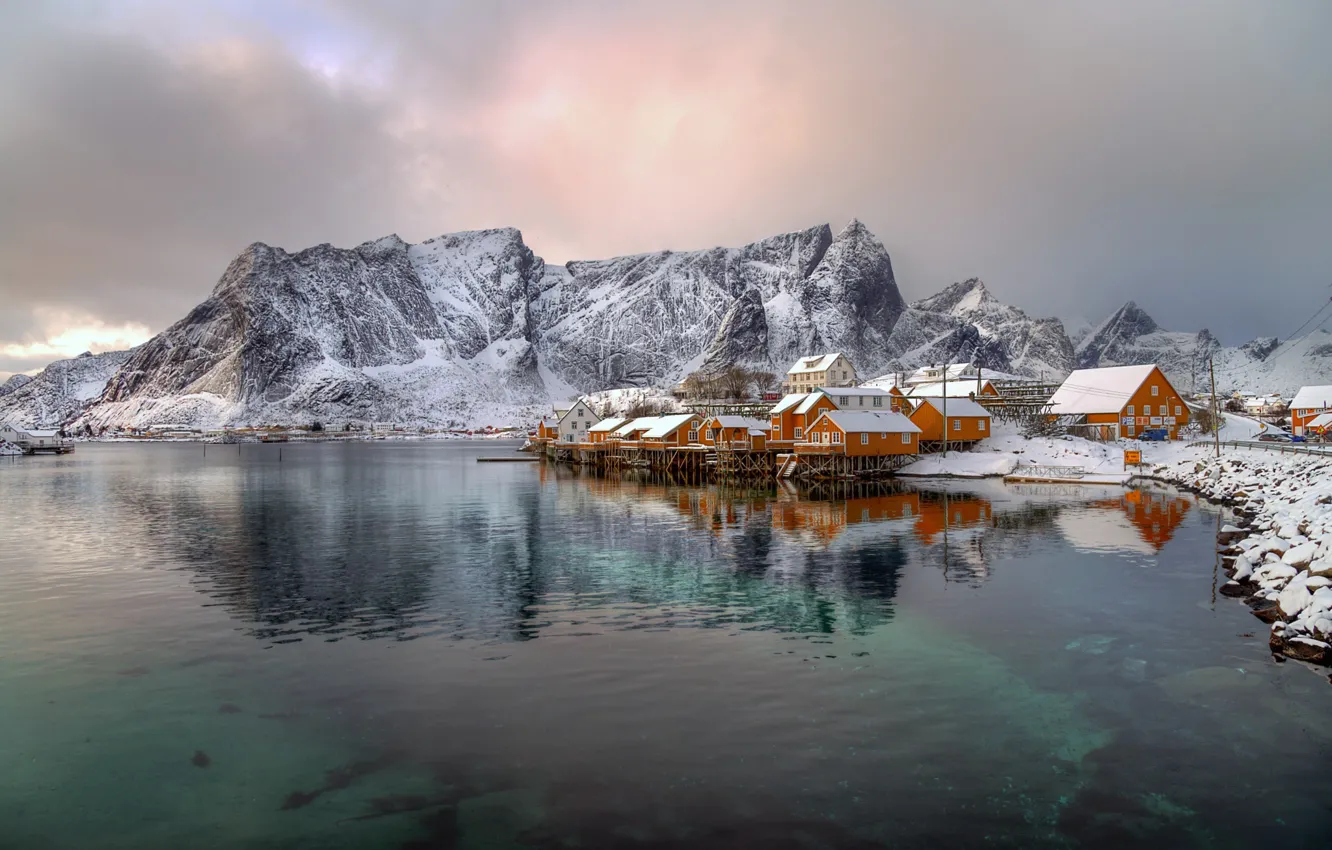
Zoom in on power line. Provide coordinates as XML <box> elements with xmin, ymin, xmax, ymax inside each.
<box><xmin>1266</xmin><ymin>299</ymin><xmax>1332</xmax><ymax>364</ymax></box>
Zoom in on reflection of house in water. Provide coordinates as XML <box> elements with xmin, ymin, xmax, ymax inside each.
<box><xmin>771</xmin><ymin>490</ymin><xmax>921</xmax><ymax>546</ymax></box>
<box><xmin>1057</xmin><ymin>490</ymin><xmax>1191</xmax><ymax>555</ymax></box>
<box><xmin>909</xmin><ymin>490</ymin><xmax>995</xmax><ymax>585</ymax></box>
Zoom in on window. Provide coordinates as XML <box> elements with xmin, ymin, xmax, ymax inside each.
<box><xmin>1128</xmin><ymin>426</ymin><xmax>1136</xmax><ymax>437</ymax></box>
<box><xmin>873</xmin><ymin>396</ymin><xmax>882</xmax><ymax>408</ymax></box>
<box><xmin>832</xmin><ymin>432</ymin><xmax>842</xmax><ymax>443</ymax></box>
<box><xmin>1160</xmin><ymin>405</ymin><xmax>1167</xmax><ymax>416</ymax></box>
<box><xmin>880</xmin><ymin>433</ymin><xmax>887</xmax><ymax>438</ymax></box>
<box><xmin>1127</xmin><ymin>405</ymin><xmax>1135</xmax><ymax>415</ymax></box>
<box><xmin>794</xmin><ymin>427</ymin><xmax>803</xmax><ymax>440</ymax></box>
<box><xmin>1175</xmin><ymin>406</ymin><xmax>1181</xmax><ymax>416</ymax></box>
<box><xmin>839</xmin><ymin>396</ymin><xmax>849</xmax><ymax>405</ymax></box>
<box><xmin>841</xmin><ymin>371</ymin><xmax>847</xmax><ymax>379</ymax></box>
<box><xmin>901</xmin><ymin>433</ymin><xmax>911</xmax><ymax>444</ymax></box>
<box><xmin>953</xmin><ymin>419</ymin><xmax>961</xmax><ymax>431</ymax></box>
<box><xmin>688</xmin><ymin>430</ymin><xmax>698</xmax><ymax>443</ymax></box>
<box><xmin>979</xmin><ymin>419</ymin><xmax>987</xmax><ymax>431</ymax></box>
<box><xmin>860</xmin><ymin>433</ymin><xmax>869</xmax><ymax>445</ymax></box>
<box><xmin>1151</xmin><ymin>385</ymin><xmax>1159</xmax><ymax>396</ymax></box>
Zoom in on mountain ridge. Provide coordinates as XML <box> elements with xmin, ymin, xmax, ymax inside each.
<box><xmin>1</xmin><ymin>222</ymin><xmax>1327</xmax><ymax>428</ymax></box>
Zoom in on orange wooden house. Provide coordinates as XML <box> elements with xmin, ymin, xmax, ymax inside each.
<box><xmin>640</xmin><ymin>413</ymin><xmax>706</xmax><ymax>447</ymax></box>
<box><xmin>770</xmin><ymin>392</ymin><xmax>838</xmax><ymax>443</ymax></box>
<box><xmin>701</xmin><ymin>416</ymin><xmax>769</xmax><ymax>450</ymax></box>
<box><xmin>586</xmin><ymin>417</ymin><xmax>629</xmax><ymax>443</ymax></box>
<box><xmin>1047</xmin><ymin>364</ymin><xmax>1189</xmax><ymax>440</ymax></box>
<box><xmin>908</xmin><ymin>397</ymin><xmax>992</xmax><ymax>444</ymax></box>
<box><xmin>1291</xmin><ymin>386</ymin><xmax>1332</xmax><ymax>437</ymax></box>
<box><xmin>536</xmin><ymin>419</ymin><xmax>558</xmax><ymax>439</ymax></box>
<box><xmin>799</xmin><ymin>410</ymin><xmax>921</xmax><ymax>456</ymax></box>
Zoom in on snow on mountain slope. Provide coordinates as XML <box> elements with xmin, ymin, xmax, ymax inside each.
<box><xmin>0</xmin><ymin>373</ymin><xmax>34</xmax><ymax>398</ymax></box>
<box><xmin>0</xmin><ymin>350</ymin><xmax>132</xmax><ymax>427</ymax></box>
<box><xmin>15</xmin><ymin>220</ymin><xmax>1332</xmax><ymax>430</ymax></box>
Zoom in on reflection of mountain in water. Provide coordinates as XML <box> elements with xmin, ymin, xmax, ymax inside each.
<box><xmin>127</xmin><ymin>452</ymin><xmax>1193</xmax><ymax>644</ymax></box>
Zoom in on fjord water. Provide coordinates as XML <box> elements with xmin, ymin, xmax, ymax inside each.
<box><xmin>2</xmin><ymin>444</ymin><xmax>1330</xmax><ymax>849</ymax></box>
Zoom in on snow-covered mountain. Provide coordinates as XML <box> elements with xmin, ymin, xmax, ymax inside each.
<box><xmin>0</xmin><ymin>351</ymin><xmax>132</xmax><ymax>427</ymax></box>
<box><xmin>7</xmin><ymin>220</ymin><xmax>1330</xmax><ymax>429</ymax></box>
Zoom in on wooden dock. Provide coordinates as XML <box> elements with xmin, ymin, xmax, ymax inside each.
<box><xmin>476</xmin><ymin>456</ymin><xmax>540</xmax><ymax>462</ymax></box>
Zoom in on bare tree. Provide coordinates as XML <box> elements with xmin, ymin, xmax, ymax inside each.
<box><xmin>752</xmin><ymin>370</ymin><xmax>778</xmax><ymax>396</ymax></box>
<box><xmin>720</xmin><ymin>366</ymin><xmax>754</xmax><ymax>400</ymax></box>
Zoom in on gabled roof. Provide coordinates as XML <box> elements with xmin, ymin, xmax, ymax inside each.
<box><xmin>811</xmin><ymin>410</ymin><xmax>921</xmax><ymax>434</ymax></box>
<box><xmin>613</xmin><ymin>416</ymin><xmax>661</xmax><ymax>437</ymax></box>
<box><xmin>816</xmin><ymin>386</ymin><xmax>897</xmax><ymax>398</ymax></box>
<box><xmin>770</xmin><ymin>393</ymin><xmax>808</xmax><ymax>415</ymax></box>
<box><xmin>709</xmin><ymin>416</ymin><xmax>769</xmax><ymax>430</ymax></box>
<box><xmin>1047</xmin><ymin>365</ymin><xmax>1166</xmax><ymax>416</ymax></box>
<box><xmin>786</xmin><ymin>353</ymin><xmax>845</xmax><ymax>375</ymax></box>
<box><xmin>556</xmin><ymin>398</ymin><xmax>597</xmax><ymax>424</ymax></box>
<box><xmin>914</xmin><ymin>397</ymin><xmax>991</xmax><ymax>419</ymax></box>
<box><xmin>796</xmin><ymin>392</ymin><xmax>832</xmax><ymax>415</ymax></box>
<box><xmin>907</xmin><ymin>363</ymin><xmax>975</xmax><ymax>384</ymax></box>
<box><xmin>25</xmin><ymin>429</ymin><xmax>59</xmax><ymax>438</ymax></box>
<box><xmin>1291</xmin><ymin>385</ymin><xmax>1332</xmax><ymax>410</ymax></box>
<box><xmin>1306</xmin><ymin>412</ymin><xmax>1332</xmax><ymax>429</ymax></box>
<box><xmin>642</xmin><ymin>413</ymin><xmax>701</xmax><ymax>439</ymax></box>
<box><xmin>906</xmin><ymin>380</ymin><xmax>994</xmax><ymax>398</ymax></box>
<box><xmin>588</xmin><ymin>417</ymin><xmax>629</xmax><ymax>433</ymax></box>
<box><xmin>860</xmin><ymin>373</ymin><xmax>905</xmax><ymax>390</ymax></box>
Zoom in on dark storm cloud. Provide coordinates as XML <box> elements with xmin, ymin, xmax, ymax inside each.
<box><xmin>2</xmin><ymin>0</ymin><xmax>1331</xmax><ymax>377</ymax></box>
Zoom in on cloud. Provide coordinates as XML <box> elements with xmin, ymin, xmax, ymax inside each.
<box><xmin>2</xmin><ymin>0</ymin><xmax>1331</xmax><ymax>374</ymax></box>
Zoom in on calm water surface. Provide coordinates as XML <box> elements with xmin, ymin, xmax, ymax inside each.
<box><xmin>2</xmin><ymin>442</ymin><xmax>1330</xmax><ymax>849</ymax></box>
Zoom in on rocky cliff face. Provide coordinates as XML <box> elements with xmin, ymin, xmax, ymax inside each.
<box><xmin>10</xmin><ymin>221</ymin><xmax>1329</xmax><ymax>429</ymax></box>
<box><xmin>0</xmin><ymin>351</ymin><xmax>132</xmax><ymax>427</ymax></box>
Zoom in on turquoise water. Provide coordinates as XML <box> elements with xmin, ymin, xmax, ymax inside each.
<box><xmin>1</xmin><ymin>442</ymin><xmax>1330</xmax><ymax>848</ymax></box>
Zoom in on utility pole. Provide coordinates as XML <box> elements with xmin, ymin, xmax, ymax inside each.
<box><xmin>942</xmin><ymin>361</ymin><xmax>948</xmax><ymax>458</ymax></box>
<box><xmin>1209</xmin><ymin>356</ymin><xmax>1220</xmax><ymax>458</ymax></box>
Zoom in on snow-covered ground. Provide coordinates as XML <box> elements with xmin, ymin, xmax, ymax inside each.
<box><xmin>0</xmin><ymin>440</ymin><xmax>22</xmax><ymax>456</ymax></box>
<box><xmin>1144</xmin><ymin>446</ymin><xmax>1332</xmax><ymax>665</ymax></box>
<box><xmin>899</xmin><ymin>423</ymin><xmax>1139</xmax><ymax>481</ymax></box>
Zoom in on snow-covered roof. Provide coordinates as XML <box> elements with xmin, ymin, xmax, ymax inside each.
<box><xmin>796</xmin><ymin>392</ymin><xmax>830</xmax><ymax>415</ymax></box>
<box><xmin>1047</xmin><ymin>365</ymin><xmax>1164</xmax><ymax>416</ymax></box>
<box><xmin>1291</xmin><ymin>385</ymin><xmax>1332</xmax><ymax>411</ymax></box>
<box><xmin>770</xmin><ymin>393</ymin><xmax>808</xmax><ymax>415</ymax></box>
<box><xmin>786</xmin><ymin>353</ymin><xmax>844</xmax><ymax>375</ymax></box>
<box><xmin>709</xmin><ymin>416</ymin><xmax>768</xmax><ymax>430</ymax></box>
<box><xmin>556</xmin><ymin>398</ymin><xmax>597</xmax><ymax>424</ymax></box>
<box><xmin>907</xmin><ymin>363</ymin><xmax>974</xmax><ymax>384</ymax></box>
<box><xmin>613</xmin><ymin>416</ymin><xmax>661</xmax><ymax>437</ymax></box>
<box><xmin>817</xmin><ymin>386</ymin><xmax>897</xmax><ymax>398</ymax></box>
<box><xmin>25</xmin><ymin>429</ymin><xmax>59</xmax><ymax>438</ymax></box>
<box><xmin>915</xmin><ymin>397</ymin><xmax>991</xmax><ymax>418</ymax></box>
<box><xmin>642</xmin><ymin>413</ymin><xmax>700</xmax><ymax>439</ymax></box>
<box><xmin>906</xmin><ymin>381</ymin><xmax>994</xmax><ymax>398</ymax></box>
<box><xmin>811</xmin><ymin>410</ymin><xmax>921</xmax><ymax>434</ymax></box>
<box><xmin>747</xmin><ymin>428</ymin><xmax>766</xmax><ymax>436</ymax></box>
<box><xmin>1305</xmin><ymin>412</ymin><xmax>1332</xmax><ymax>428</ymax></box>
<box><xmin>860</xmin><ymin>373</ymin><xmax>904</xmax><ymax>390</ymax></box>
<box><xmin>588</xmin><ymin>417</ymin><xmax>629</xmax><ymax>433</ymax></box>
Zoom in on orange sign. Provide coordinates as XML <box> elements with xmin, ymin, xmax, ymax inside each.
<box><xmin>1124</xmin><ymin>450</ymin><xmax>1142</xmax><ymax>467</ymax></box>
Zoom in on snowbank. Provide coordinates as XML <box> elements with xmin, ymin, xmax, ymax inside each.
<box><xmin>0</xmin><ymin>440</ymin><xmax>21</xmax><ymax>456</ymax></box>
<box><xmin>1144</xmin><ymin>448</ymin><xmax>1332</xmax><ymax>665</ymax></box>
<box><xmin>898</xmin><ymin>424</ymin><xmax>1133</xmax><ymax>480</ymax></box>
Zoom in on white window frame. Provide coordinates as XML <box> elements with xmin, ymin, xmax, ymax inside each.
<box><xmin>979</xmin><ymin>419</ymin><xmax>986</xmax><ymax>431</ymax></box>
<box><xmin>1127</xmin><ymin>404</ymin><xmax>1135</xmax><ymax>415</ymax></box>
<box><xmin>1151</xmin><ymin>385</ymin><xmax>1159</xmax><ymax>396</ymax></box>
<box><xmin>832</xmin><ymin>431</ymin><xmax>842</xmax><ymax>444</ymax></box>
<box><xmin>900</xmin><ymin>432</ymin><xmax>911</xmax><ymax>444</ymax></box>
<box><xmin>1174</xmin><ymin>406</ymin><xmax>1181</xmax><ymax>416</ymax></box>
<box><xmin>687</xmin><ymin>429</ymin><xmax>698</xmax><ymax>443</ymax></box>
<box><xmin>873</xmin><ymin>396</ymin><xmax>882</xmax><ymax>408</ymax></box>
<box><xmin>952</xmin><ymin>419</ymin><xmax>961</xmax><ymax>431</ymax></box>
<box><xmin>860</xmin><ymin>433</ymin><xmax>869</xmax><ymax>445</ymax></box>
<box><xmin>839</xmin><ymin>396</ymin><xmax>849</xmax><ymax>405</ymax></box>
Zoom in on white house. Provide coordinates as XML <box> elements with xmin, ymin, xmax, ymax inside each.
<box><xmin>783</xmin><ymin>354</ymin><xmax>856</xmax><ymax>393</ymax></box>
<box><xmin>0</xmin><ymin>424</ymin><xmax>63</xmax><ymax>451</ymax></box>
<box><xmin>557</xmin><ymin>397</ymin><xmax>601</xmax><ymax>443</ymax></box>
<box><xmin>816</xmin><ymin>386</ymin><xmax>902</xmax><ymax>411</ymax></box>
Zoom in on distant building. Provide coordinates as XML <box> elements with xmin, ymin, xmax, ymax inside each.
<box><xmin>818</xmin><ymin>386</ymin><xmax>908</xmax><ymax>412</ymax></box>
<box><xmin>908</xmin><ymin>397</ymin><xmax>992</xmax><ymax>444</ymax></box>
<box><xmin>783</xmin><ymin>354</ymin><xmax>856</xmax><ymax>393</ymax></box>
<box><xmin>557</xmin><ymin>398</ymin><xmax>600</xmax><ymax>443</ymax></box>
<box><xmin>1290</xmin><ymin>386</ymin><xmax>1332</xmax><ymax>436</ymax></box>
<box><xmin>905</xmin><ymin>380</ymin><xmax>999</xmax><ymax>400</ymax></box>
<box><xmin>640</xmin><ymin>413</ymin><xmax>705</xmax><ymax>447</ymax></box>
<box><xmin>586</xmin><ymin>417</ymin><xmax>629</xmax><ymax>443</ymax></box>
<box><xmin>700</xmin><ymin>416</ymin><xmax>769</xmax><ymax>450</ymax></box>
<box><xmin>1047</xmin><ymin>364</ymin><xmax>1189</xmax><ymax>440</ymax></box>
<box><xmin>0</xmin><ymin>424</ymin><xmax>64</xmax><ymax>452</ymax></box>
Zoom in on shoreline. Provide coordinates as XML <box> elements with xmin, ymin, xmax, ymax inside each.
<box><xmin>1135</xmin><ymin>449</ymin><xmax>1332</xmax><ymax>669</ymax></box>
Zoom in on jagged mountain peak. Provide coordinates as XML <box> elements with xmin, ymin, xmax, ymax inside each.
<box><xmin>912</xmin><ymin>278</ymin><xmax>998</xmax><ymax>315</ymax></box>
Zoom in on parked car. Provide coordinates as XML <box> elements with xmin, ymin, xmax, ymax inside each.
<box><xmin>1257</xmin><ymin>433</ymin><xmax>1292</xmax><ymax>442</ymax></box>
<box><xmin>1139</xmin><ymin>428</ymin><xmax>1169</xmax><ymax>441</ymax></box>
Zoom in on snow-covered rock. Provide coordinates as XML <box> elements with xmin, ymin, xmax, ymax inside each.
<box><xmin>0</xmin><ymin>350</ymin><xmax>132</xmax><ymax>427</ymax></box>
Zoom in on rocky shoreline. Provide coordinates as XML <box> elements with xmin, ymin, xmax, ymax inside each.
<box><xmin>1138</xmin><ymin>450</ymin><xmax>1332</xmax><ymax>667</ymax></box>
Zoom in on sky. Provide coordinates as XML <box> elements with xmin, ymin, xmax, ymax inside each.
<box><xmin>2</xmin><ymin>0</ymin><xmax>1331</xmax><ymax>379</ymax></box>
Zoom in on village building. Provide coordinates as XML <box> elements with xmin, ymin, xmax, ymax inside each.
<box><xmin>818</xmin><ymin>386</ymin><xmax>908</xmax><ymax>412</ymax></box>
<box><xmin>769</xmin><ymin>392</ymin><xmax>838</xmax><ymax>443</ymax></box>
<box><xmin>611</xmin><ymin>416</ymin><xmax>663</xmax><ymax>443</ymax></box>
<box><xmin>557</xmin><ymin>397</ymin><xmax>601</xmax><ymax>443</ymax></box>
<box><xmin>0</xmin><ymin>424</ymin><xmax>67</xmax><ymax>453</ymax></box>
<box><xmin>536</xmin><ymin>418</ymin><xmax>559</xmax><ymax>439</ymax></box>
<box><xmin>640</xmin><ymin>413</ymin><xmax>706</xmax><ymax>447</ymax></box>
<box><xmin>700</xmin><ymin>416</ymin><xmax>769</xmax><ymax>450</ymax></box>
<box><xmin>1290</xmin><ymin>385</ymin><xmax>1332</xmax><ymax>436</ymax></box>
<box><xmin>1302</xmin><ymin>412</ymin><xmax>1332</xmax><ymax>438</ymax></box>
<box><xmin>586</xmin><ymin>417</ymin><xmax>629</xmax><ymax>443</ymax></box>
<box><xmin>907</xmin><ymin>397</ymin><xmax>992</xmax><ymax>445</ymax></box>
<box><xmin>782</xmin><ymin>353</ymin><xmax>857</xmax><ymax>394</ymax></box>
<box><xmin>799</xmin><ymin>410</ymin><xmax>921</xmax><ymax>457</ymax></box>
<box><xmin>1046</xmin><ymin>364</ymin><xmax>1189</xmax><ymax>440</ymax></box>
